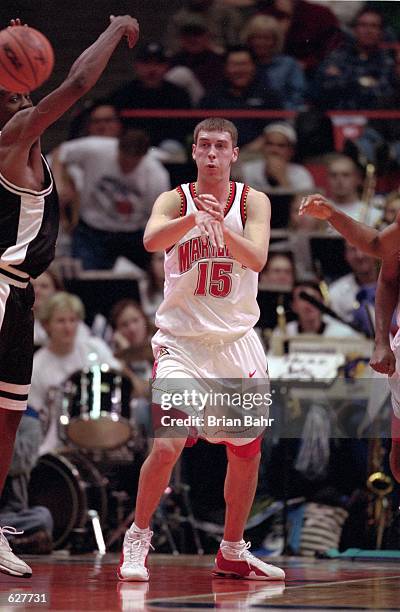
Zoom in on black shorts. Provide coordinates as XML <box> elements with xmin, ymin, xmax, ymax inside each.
<box><xmin>0</xmin><ymin>281</ymin><xmax>34</xmax><ymax>410</ymax></box>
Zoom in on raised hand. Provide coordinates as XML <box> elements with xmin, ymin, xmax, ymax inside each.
<box><xmin>370</xmin><ymin>343</ymin><xmax>396</xmax><ymax>376</ymax></box>
<box><xmin>299</xmin><ymin>194</ymin><xmax>335</xmax><ymax>220</ymax></box>
<box><xmin>9</xmin><ymin>18</ymin><xmax>26</xmax><ymax>27</ymax></box>
<box><xmin>194</xmin><ymin>210</ymin><xmax>224</xmax><ymax>250</ymax></box>
<box><xmin>194</xmin><ymin>193</ymin><xmax>224</xmax><ymax>222</ymax></box>
<box><xmin>109</xmin><ymin>15</ymin><xmax>139</xmax><ymax>48</ymax></box>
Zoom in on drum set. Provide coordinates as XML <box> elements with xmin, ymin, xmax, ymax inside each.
<box><xmin>29</xmin><ymin>365</ymin><xmax>147</xmax><ymax>551</ymax></box>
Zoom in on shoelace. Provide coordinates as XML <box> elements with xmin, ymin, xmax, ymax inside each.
<box><xmin>126</xmin><ymin>532</ymin><xmax>154</xmax><ymax>565</ymax></box>
<box><xmin>237</xmin><ymin>541</ymin><xmax>254</xmax><ymax>567</ymax></box>
<box><xmin>0</xmin><ymin>526</ymin><xmax>24</xmax><ymax>552</ymax></box>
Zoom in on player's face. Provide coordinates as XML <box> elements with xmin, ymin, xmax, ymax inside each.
<box><xmin>46</xmin><ymin>307</ymin><xmax>79</xmax><ymax>348</ymax></box>
<box><xmin>0</xmin><ymin>89</ymin><xmax>33</xmax><ymax>125</ymax></box>
<box><xmin>192</xmin><ymin>130</ymin><xmax>239</xmax><ymax>179</ymax></box>
<box><xmin>115</xmin><ymin>305</ymin><xmax>147</xmax><ymax>347</ymax></box>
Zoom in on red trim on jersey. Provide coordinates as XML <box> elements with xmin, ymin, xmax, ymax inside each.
<box><xmin>223</xmin><ymin>181</ymin><xmax>236</xmax><ymax>217</ymax></box>
<box><xmin>165</xmin><ymin>186</ymin><xmax>187</xmax><ymax>255</ymax></box>
<box><xmin>176</xmin><ymin>185</ymin><xmax>187</xmax><ymax>217</ymax></box>
<box><xmin>240</xmin><ymin>184</ymin><xmax>250</xmax><ymax>228</ymax></box>
<box><xmin>189</xmin><ymin>182</ymin><xmax>197</xmax><ymax>204</ymax></box>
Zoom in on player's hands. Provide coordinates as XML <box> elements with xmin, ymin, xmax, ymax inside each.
<box><xmin>194</xmin><ymin>211</ymin><xmax>224</xmax><ymax>250</ymax></box>
<box><xmin>194</xmin><ymin>193</ymin><xmax>224</xmax><ymax>221</ymax></box>
<box><xmin>299</xmin><ymin>194</ymin><xmax>335</xmax><ymax>220</ymax></box>
<box><xmin>109</xmin><ymin>15</ymin><xmax>139</xmax><ymax>48</ymax></box>
<box><xmin>370</xmin><ymin>343</ymin><xmax>396</xmax><ymax>376</ymax></box>
<box><xmin>9</xmin><ymin>18</ymin><xmax>27</xmax><ymax>27</ymax></box>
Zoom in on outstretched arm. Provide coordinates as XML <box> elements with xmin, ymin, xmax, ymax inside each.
<box><xmin>299</xmin><ymin>193</ymin><xmax>400</xmax><ymax>258</ymax></box>
<box><xmin>370</xmin><ymin>254</ymin><xmax>399</xmax><ymax>375</ymax></box>
<box><xmin>2</xmin><ymin>15</ymin><xmax>139</xmax><ymax>146</ymax></box>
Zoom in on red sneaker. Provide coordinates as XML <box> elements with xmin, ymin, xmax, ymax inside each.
<box><xmin>212</xmin><ymin>541</ymin><xmax>285</xmax><ymax>581</ymax></box>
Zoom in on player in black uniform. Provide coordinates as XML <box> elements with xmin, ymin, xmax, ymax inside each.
<box><xmin>0</xmin><ymin>15</ymin><xmax>139</xmax><ymax>578</ymax></box>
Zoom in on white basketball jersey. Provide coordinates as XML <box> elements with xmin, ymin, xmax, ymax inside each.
<box><xmin>155</xmin><ymin>181</ymin><xmax>260</xmax><ymax>343</ymax></box>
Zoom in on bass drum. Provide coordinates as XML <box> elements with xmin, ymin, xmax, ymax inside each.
<box><xmin>60</xmin><ymin>366</ymin><xmax>134</xmax><ymax>450</ymax></box>
<box><xmin>28</xmin><ymin>449</ymin><xmax>108</xmax><ymax>549</ymax></box>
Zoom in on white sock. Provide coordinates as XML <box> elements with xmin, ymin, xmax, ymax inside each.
<box><xmin>220</xmin><ymin>539</ymin><xmax>246</xmax><ymax>560</ymax></box>
<box><xmin>221</xmin><ymin>539</ymin><xmax>245</xmax><ymax>549</ymax></box>
<box><xmin>130</xmin><ymin>522</ymin><xmax>150</xmax><ymax>534</ymax></box>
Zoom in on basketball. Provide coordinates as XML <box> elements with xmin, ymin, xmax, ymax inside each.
<box><xmin>0</xmin><ymin>25</ymin><xmax>54</xmax><ymax>93</ymax></box>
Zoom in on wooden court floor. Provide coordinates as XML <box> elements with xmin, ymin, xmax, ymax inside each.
<box><xmin>0</xmin><ymin>553</ymin><xmax>399</xmax><ymax>611</ymax></box>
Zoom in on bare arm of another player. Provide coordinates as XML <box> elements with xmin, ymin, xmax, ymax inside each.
<box><xmin>299</xmin><ymin>194</ymin><xmax>400</xmax><ymax>258</ymax></box>
<box><xmin>1</xmin><ymin>15</ymin><xmax>139</xmax><ymax>146</ymax></box>
<box><xmin>144</xmin><ymin>190</ymin><xmax>224</xmax><ymax>252</ymax></box>
<box><xmin>223</xmin><ymin>188</ymin><xmax>270</xmax><ymax>272</ymax></box>
<box><xmin>370</xmin><ymin>255</ymin><xmax>399</xmax><ymax>375</ymax></box>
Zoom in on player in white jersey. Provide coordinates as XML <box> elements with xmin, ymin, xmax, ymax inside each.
<box><xmin>118</xmin><ymin>118</ymin><xmax>285</xmax><ymax>583</ymax></box>
<box><xmin>299</xmin><ymin>193</ymin><xmax>400</xmax><ymax>486</ymax></box>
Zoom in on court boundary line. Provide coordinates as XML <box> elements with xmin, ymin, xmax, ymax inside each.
<box><xmin>144</xmin><ymin>573</ymin><xmax>400</xmax><ymax>605</ymax></box>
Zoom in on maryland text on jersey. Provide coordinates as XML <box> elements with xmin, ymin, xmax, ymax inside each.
<box><xmin>178</xmin><ymin>237</ymin><xmax>233</xmax><ymax>274</ymax></box>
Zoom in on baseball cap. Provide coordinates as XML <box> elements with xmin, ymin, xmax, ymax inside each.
<box><xmin>136</xmin><ymin>42</ymin><xmax>168</xmax><ymax>63</ymax></box>
<box><xmin>264</xmin><ymin>122</ymin><xmax>297</xmax><ymax>145</ymax></box>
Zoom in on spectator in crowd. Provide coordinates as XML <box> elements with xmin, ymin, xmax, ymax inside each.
<box><xmin>312</xmin><ymin>7</ymin><xmax>396</xmax><ymax>110</ymax></box>
<box><xmin>325</xmin><ymin>154</ymin><xmax>381</xmax><ymax>226</ymax></box>
<box><xmin>50</xmin><ymin>101</ymin><xmax>124</xmax><ymax>256</ymax></box>
<box><xmin>56</xmin><ymin>129</ymin><xmax>170</xmax><ymax>271</ymax></box>
<box><xmin>109</xmin><ymin>43</ymin><xmax>192</xmax><ymax>146</ymax></box>
<box><xmin>241</xmin><ymin>122</ymin><xmax>315</xmax><ymax>192</ymax></box>
<box><xmin>165</xmin><ymin>0</ymin><xmax>242</xmax><ymax>54</ymax></box>
<box><xmin>257</xmin><ymin>0</ymin><xmax>342</xmax><ymax>75</ymax></box>
<box><xmin>200</xmin><ymin>46</ymin><xmax>283</xmax><ymax>145</ymax></box>
<box><xmin>29</xmin><ymin>293</ymin><xmax>121</xmax><ymax>456</ymax></box>
<box><xmin>258</xmin><ymin>252</ymin><xmax>295</xmax><ymax>290</ymax></box>
<box><xmin>241</xmin><ymin>14</ymin><xmax>306</xmax><ymax>109</ymax></box>
<box><xmin>109</xmin><ymin>299</ymin><xmax>154</xmax><ymax>432</ymax></box>
<box><xmin>31</xmin><ymin>268</ymin><xmax>92</xmax><ymax>348</ymax></box>
<box><xmin>110</xmin><ymin>299</ymin><xmax>154</xmax><ymax>384</ymax></box>
<box><xmin>169</xmin><ymin>17</ymin><xmax>225</xmax><ymax>91</ymax></box>
<box><xmin>282</xmin><ymin>281</ymin><xmax>360</xmax><ymax>337</ymax></box>
<box><xmin>329</xmin><ymin>242</ymin><xmax>378</xmax><ymax>324</ymax></box>
<box><xmin>65</xmin><ymin>99</ymin><xmax>123</xmax><ymax>141</ymax></box>
<box><xmin>0</xmin><ymin>410</ymin><xmax>53</xmax><ymax>555</ymax></box>
<box><xmin>138</xmin><ymin>252</ymin><xmax>165</xmax><ymax>323</ymax></box>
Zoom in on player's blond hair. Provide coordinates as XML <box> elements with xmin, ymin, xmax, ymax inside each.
<box><xmin>193</xmin><ymin>118</ymin><xmax>238</xmax><ymax>147</ymax></box>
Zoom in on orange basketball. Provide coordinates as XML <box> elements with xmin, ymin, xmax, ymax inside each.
<box><xmin>0</xmin><ymin>25</ymin><xmax>54</xmax><ymax>93</ymax></box>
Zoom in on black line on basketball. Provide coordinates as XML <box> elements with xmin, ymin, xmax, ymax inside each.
<box><xmin>7</xmin><ymin>28</ymin><xmax>37</xmax><ymax>88</ymax></box>
<box><xmin>0</xmin><ymin>50</ymin><xmax>28</xmax><ymax>89</ymax></box>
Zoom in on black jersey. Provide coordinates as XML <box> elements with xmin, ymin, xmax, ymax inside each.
<box><xmin>0</xmin><ymin>155</ymin><xmax>59</xmax><ymax>279</ymax></box>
